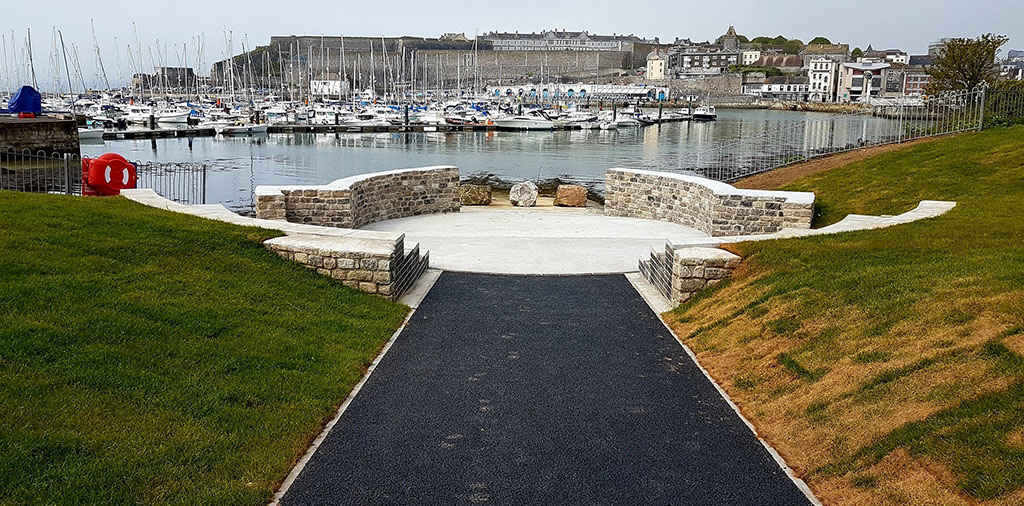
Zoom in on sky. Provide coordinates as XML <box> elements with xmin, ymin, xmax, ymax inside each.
<box><xmin>2</xmin><ymin>0</ymin><xmax>1021</xmax><ymax>90</ymax></box>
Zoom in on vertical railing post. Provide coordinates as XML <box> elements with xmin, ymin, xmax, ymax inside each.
<box><xmin>63</xmin><ymin>153</ymin><xmax>73</xmax><ymax>195</ymax></box>
<box><xmin>978</xmin><ymin>87</ymin><xmax>986</xmax><ymax>131</ymax></box>
<box><xmin>201</xmin><ymin>164</ymin><xmax>207</xmax><ymax>205</ymax></box>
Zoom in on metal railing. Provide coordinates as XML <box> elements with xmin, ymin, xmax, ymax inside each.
<box><xmin>134</xmin><ymin>161</ymin><xmax>207</xmax><ymax>205</ymax></box>
<box><xmin>0</xmin><ymin>149</ymin><xmax>80</xmax><ymax>195</ymax></box>
<box><xmin>674</xmin><ymin>86</ymin><xmax>1018</xmax><ymax>182</ymax></box>
<box><xmin>2</xmin><ymin>148</ymin><xmax>207</xmax><ymax>205</ymax></box>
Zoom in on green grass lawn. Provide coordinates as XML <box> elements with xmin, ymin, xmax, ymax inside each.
<box><xmin>0</xmin><ymin>192</ymin><xmax>408</xmax><ymax>505</ymax></box>
<box><xmin>665</xmin><ymin>125</ymin><xmax>1024</xmax><ymax>505</ymax></box>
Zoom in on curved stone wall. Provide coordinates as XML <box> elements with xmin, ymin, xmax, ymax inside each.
<box><xmin>604</xmin><ymin>168</ymin><xmax>814</xmax><ymax>236</ymax></box>
<box><xmin>255</xmin><ymin>166</ymin><xmax>461</xmax><ymax>228</ymax></box>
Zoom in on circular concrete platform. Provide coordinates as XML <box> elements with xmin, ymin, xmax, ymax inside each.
<box><xmin>361</xmin><ymin>207</ymin><xmax>709</xmax><ymax>274</ymax></box>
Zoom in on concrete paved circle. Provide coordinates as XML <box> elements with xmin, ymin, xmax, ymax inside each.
<box><xmin>361</xmin><ymin>207</ymin><xmax>709</xmax><ymax>274</ymax></box>
<box><xmin>280</xmin><ymin>273</ymin><xmax>810</xmax><ymax>505</ymax></box>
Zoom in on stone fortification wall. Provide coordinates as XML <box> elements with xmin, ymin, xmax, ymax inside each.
<box><xmin>604</xmin><ymin>169</ymin><xmax>814</xmax><ymax>236</ymax></box>
<box><xmin>255</xmin><ymin>166</ymin><xmax>460</xmax><ymax>229</ymax></box>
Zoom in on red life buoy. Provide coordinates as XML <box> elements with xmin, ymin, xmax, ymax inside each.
<box><xmin>82</xmin><ymin>153</ymin><xmax>137</xmax><ymax>196</ymax></box>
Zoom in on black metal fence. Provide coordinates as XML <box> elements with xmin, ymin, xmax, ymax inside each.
<box><xmin>0</xmin><ymin>148</ymin><xmax>206</xmax><ymax>205</ymax></box>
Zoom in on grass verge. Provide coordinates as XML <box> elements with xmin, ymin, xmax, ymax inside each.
<box><xmin>664</xmin><ymin>125</ymin><xmax>1024</xmax><ymax>505</ymax></box>
<box><xmin>0</xmin><ymin>191</ymin><xmax>408</xmax><ymax>504</ymax></box>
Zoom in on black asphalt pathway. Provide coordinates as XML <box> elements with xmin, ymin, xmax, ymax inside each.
<box><xmin>281</xmin><ymin>273</ymin><xmax>811</xmax><ymax>505</ymax></box>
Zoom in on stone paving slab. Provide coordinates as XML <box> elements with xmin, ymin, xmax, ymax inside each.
<box><xmin>279</xmin><ymin>273</ymin><xmax>812</xmax><ymax>506</ymax></box>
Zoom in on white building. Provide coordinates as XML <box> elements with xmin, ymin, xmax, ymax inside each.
<box><xmin>760</xmin><ymin>76</ymin><xmax>809</xmax><ymax>101</ymax></box>
<box><xmin>808</xmin><ymin>57</ymin><xmax>838</xmax><ymax>102</ymax></box>
<box><xmin>838</xmin><ymin>60</ymin><xmax>891</xmax><ymax>102</ymax></box>
<box><xmin>646</xmin><ymin>52</ymin><xmax>667</xmax><ymax>80</ymax></box>
<box><xmin>742</xmin><ymin>50</ymin><xmax>762</xmax><ymax>66</ymax></box>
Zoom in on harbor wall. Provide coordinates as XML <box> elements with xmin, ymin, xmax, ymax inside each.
<box><xmin>604</xmin><ymin>168</ymin><xmax>814</xmax><ymax>236</ymax></box>
<box><xmin>0</xmin><ymin>116</ymin><xmax>80</xmax><ymax>155</ymax></box>
<box><xmin>212</xmin><ymin>47</ymin><xmax>633</xmax><ymax>90</ymax></box>
<box><xmin>254</xmin><ymin>166</ymin><xmax>461</xmax><ymax>229</ymax></box>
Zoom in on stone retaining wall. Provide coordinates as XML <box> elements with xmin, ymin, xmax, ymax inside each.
<box><xmin>255</xmin><ymin>166</ymin><xmax>461</xmax><ymax>228</ymax></box>
<box><xmin>639</xmin><ymin>245</ymin><xmax>742</xmax><ymax>304</ymax></box>
<box><xmin>605</xmin><ymin>168</ymin><xmax>814</xmax><ymax>236</ymax></box>
<box><xmin>263</xmin><ymin>234</ymin><xmax>428</xmax><ymax>300</ymax></box>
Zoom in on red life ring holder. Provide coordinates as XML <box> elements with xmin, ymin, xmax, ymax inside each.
<box><xmin>82</xmin><ymin>153</ymin><xmax>137</xmax><ymax>196</ymax></box>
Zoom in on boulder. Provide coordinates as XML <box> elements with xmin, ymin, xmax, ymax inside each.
<box><xmin>554</xmin><ymin>185</ymin><xmax>588</xmax><ymax>207</ymax></box>
<box><xmin>509</xmin><ymin>181</ymin><xmax>538</xmax><ymax>207</ymax></box>
<box><xmin>459</xmin><ymin>184</ymin><xmax>492</xmax><ymax>205</ymax></box>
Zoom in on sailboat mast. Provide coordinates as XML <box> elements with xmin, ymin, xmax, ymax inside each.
<box><xmin>26</xmin><ymin>28</ymin><xmax>39</xmax><ymax>90</ymax></box>
<box><xmin>57</xmin><ymin>30</ymin><xmax>75</xmax><ymax>112</ymax></box>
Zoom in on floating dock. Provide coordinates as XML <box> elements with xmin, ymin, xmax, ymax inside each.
<box><xmin>97</xmin><ymin>116</ymin><xmax>692</xmax><ymax>140</ymax></box>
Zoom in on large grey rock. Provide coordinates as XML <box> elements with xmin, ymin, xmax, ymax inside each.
<box><xmin>459</xmin><ymin>184</ymin><xmax>492</xmax><ymax>205</ymax></box>
<box><xmin>509</xmin><ymin>181</ymin><xmax>538</xmax><ymax>207</ymax></box>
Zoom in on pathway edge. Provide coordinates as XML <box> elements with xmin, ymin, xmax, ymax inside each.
<box><xmin>624</xmin><ymin>273</ymin><xmax>824</xmax><ymax>506</ymax></box>
<box><xmin>268</xmin><ymin>269</ymin><xmax>444</xmax><ymax>505</ymax></box>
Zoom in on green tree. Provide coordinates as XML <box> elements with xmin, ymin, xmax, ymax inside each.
<box><xmin>771</xmin><ymin>35</ymin><xmax>788</xmax><ymax>45</ymax></box>
<box><xmin>927</xmin><ymin>33</ymin><xmax>1008</xmax><ymax>92</ymax></box>
<box><xmin>851</xmin><ymin>47</ymin><xmax>864</xmax><ymax>59</ymax></box>
<box><xmin>808</xmin><ymin>36</ymin><xmax>832</xmax><ymax>45</ymax></box>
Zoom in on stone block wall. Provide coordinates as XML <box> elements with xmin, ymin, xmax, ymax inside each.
<box><xmin>639</xmin><ymin>245</ymin><xmax>742</xmax><ymax>304</ymax></box>
<box><xmin>255</xmin><ymin>166</ymin><xmax>461</xmax><ymax>229</ymax></box>
<box><xmin>263</xmin><ymin>233</ymin><xmax>428</xmax><ymax>301</ymax></box>
<box><xmin>605</xmin><ymin>169</ymin><xmax>814</xmax><ymax>236</ymax></box>
<box><xmin>0</xmin><ymin>117</ymin><xmax>80</xmax><ymax>155</ymax></box>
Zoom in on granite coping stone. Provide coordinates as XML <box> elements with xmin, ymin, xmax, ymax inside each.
<box><xmin>254</xmin><ymin>165</ymin><xmax>459</xmax><ymax>197</ymax></box>
<box><xmin>606</xmin><ymin>168</ymin><xmax>816</xmax><ymax>205</ymax></box>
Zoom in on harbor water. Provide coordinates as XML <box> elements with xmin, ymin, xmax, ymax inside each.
<box><xmin>89</xmin><ymin>109</ymin><xmax>896</xmax><ymax>212</ymax></box>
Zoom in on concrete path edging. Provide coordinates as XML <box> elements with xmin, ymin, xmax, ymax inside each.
<box><xmin>267</xmin><ymin>269</ymin><xmax>443</xmax><ymax>506</ymax></box>
<box><xmin>625</xmin><ymin>273</ymin><xmax>824</xmax><ymax>506</ymax></box>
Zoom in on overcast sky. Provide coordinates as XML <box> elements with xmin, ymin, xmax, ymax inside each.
<box><xmin>2</xmin><ymin>0</ymin><xmax>1021</xmax><ymax>89</ymax></box>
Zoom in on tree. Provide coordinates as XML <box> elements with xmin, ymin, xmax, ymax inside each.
<box><xmin>927</xmin><ymin>33</ymin><xmax>1008</xmax><ymax>93</ymax></box>
<box><xmin>808</xmin><ymin>37</ymin><xmax>832</xmax><ymax>45</ymax></box>
<box><xmin>851</xmin><ymin>47</ymin><xmax>864</xmax><ymax>60</ymax></box>
<box><xmin>783</xmin><ymin>40</ymin><xmax>804</xmax><ymax>54</ymax></box>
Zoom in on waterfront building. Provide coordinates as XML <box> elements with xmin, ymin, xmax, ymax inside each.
<box><xmin>480</xmin><ymin>30</ymin><xmax>655</xmax><ymax>51</ymax></box>
<box><xmin>742</xmin><ymin>72</ymin><xmax>767</xmax><ymax>95</ymax></box>
<box><xmin>760</xmin><ymin>76</ymin><xmax>809</xmax><ymax>101</ymax></box>
<box><xmin>808</xmin><ymin>57</ymin><xmax>838</xmax><ymax>102</ymax></box>
<box><xmin>838</xmin><ymin>60</ymin><xmax>891</xmax><ymax>102</ymax></box>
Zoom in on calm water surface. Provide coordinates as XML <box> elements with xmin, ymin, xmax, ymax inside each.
<box><xmin>90</xmin><ymin>109</ymin><xmax>889</xmax><ymax>211</ymax></box>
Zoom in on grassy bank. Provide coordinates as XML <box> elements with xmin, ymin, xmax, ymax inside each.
<box><xmin>0</xmin><ymin>192</ymin><xmax>408</xmax><ymax>504</ymax></box>
<box><xmin>665</xmin><ymin>125</ymin><xmax>1024</xmax><ymax>504</ymax></box>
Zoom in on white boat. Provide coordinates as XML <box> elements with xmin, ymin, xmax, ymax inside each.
<box><xmin>217</xmin><ymin>124</ymin><xmax>269</xmax><ymax>136</ymax></box>
<box><xmin>124</xmin><ymin>105</ymin><xmax>155</xmax><ymax>124</ymax></box>
<box><xmin>78</xmin><ymin>128</ymin><xmax>105</xmax><ymax>140</ymax></box>
<box><xmin>157</xmin><ymin>109</ymin><xmax>191</xmax><ymax>124</ymax></box>
<box><xmin>343</xmin><ymin>112</ymin><xmax>392</xmax><ymax>127</ymax></box>
<box><xmin>493</xmin><ymin>111</ymin><xmax>555</xmax><ymax>131</ymax></box>
<box><xmin>692</xmin><ymin>105</ymin><xmax>717</xmax><ymax>121</ymax></box>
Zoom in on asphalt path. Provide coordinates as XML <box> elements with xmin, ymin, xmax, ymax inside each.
<box><xmin>281</xmin><ymin>273</ymin><xmax>811</xmax><ymax>505</ymax></box>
